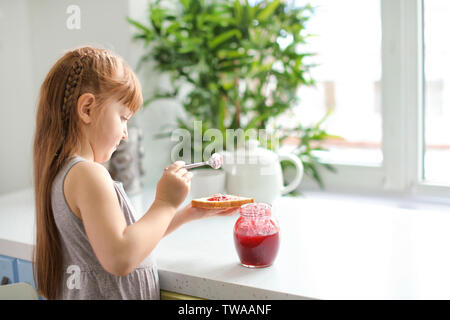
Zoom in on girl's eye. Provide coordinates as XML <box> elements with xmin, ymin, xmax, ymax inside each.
<box><xmin>121</xmin><ymin>117</ymin><xmax>128</xmax><ymax>122</ymax></box>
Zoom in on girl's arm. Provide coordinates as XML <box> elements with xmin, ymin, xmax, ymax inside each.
<box><xmin>72</xmin><ymin>160</ymin><xmax>190</xmax><ymax>276</ymax></box>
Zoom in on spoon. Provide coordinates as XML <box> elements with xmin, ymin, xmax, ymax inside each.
<box><xmin>184</xmin><ymin>153</ymin><xmax>223</xmax><ymax>170</ymax></box>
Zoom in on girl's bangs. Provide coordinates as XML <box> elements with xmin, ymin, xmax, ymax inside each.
<box><xmin>113</xmin><ymin>64</ymin><xmax>143</xmax><ymax>114</ymax></box>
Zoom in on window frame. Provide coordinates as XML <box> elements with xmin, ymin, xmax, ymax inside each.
<box><xmin>381</xmin><ymin>0</ymin><xmax>423</xmax><ymax>193</ymax></box>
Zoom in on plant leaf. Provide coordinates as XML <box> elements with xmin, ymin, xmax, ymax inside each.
<box><xmin>256</xmin><ymin>0</ymin><xmax>281</xmax><ymax>22</ymax></box>
<box><xmin>208</xmin><ymin>29</ymin><xmax>242</xmax><ymax>49</ymax></box>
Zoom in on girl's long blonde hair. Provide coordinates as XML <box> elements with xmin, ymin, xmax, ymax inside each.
<box><xmin>33</xmin><ymin>46</ymin><xmax>142</xmax><ymax>299</ymax></box>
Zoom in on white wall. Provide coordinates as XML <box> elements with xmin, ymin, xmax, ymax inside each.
<box><xmin>128</xmin><ymin>0</ymin><xmax>183</xmax><ymax>189</ymax></box>
<box><xmin>0</xmin><ymin>0</ymin><xmax>181</xmax><ymax>195</ymax></box>
<box><xmin>0</xmin><ymin>0</ymin><xmax>34</xmax><ymax>195</ymax></box>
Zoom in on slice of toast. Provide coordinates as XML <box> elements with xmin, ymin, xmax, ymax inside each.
<box><xmin>191</xmin><ymin>194</ymin><xmax>254</xmax><ymax>209</ymax></box>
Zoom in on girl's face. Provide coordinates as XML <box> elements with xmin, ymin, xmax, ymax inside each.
<box><xmin>90</xmin><ymin>99</ymin><xmax>132</xmax><ymax>163</ymax></box>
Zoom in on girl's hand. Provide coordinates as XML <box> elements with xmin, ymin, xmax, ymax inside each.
<box><xmin>163</xmin><ymin>203</ymin><xmax>240</xmax><ymax>237</ymax></box>
<box><xmin>155</xmin><ymin>161</ymin><xmax>193</xmax><ymax>209</ymax></box>
<box><xmin>180</xmin><ymin>203</ymin><xmax>240</xmax><ymax>221</ymax></box>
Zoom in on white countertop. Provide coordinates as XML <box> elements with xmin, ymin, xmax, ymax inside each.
<box><xmin>3</xmin><ymin>186</ymin><xmax>450</xmax><ymax>299</ymax></box>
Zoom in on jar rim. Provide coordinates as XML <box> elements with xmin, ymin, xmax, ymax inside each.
<box><xmin>240</xmin><ymin>202</ymin><xmax>272</xmax><ymax>217</ymax></box>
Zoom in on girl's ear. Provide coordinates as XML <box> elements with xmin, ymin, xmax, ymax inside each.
<box><xmin>77</xmin><ymin>93</ymin><xmax>96</xmax><ymax>124</ymax></box>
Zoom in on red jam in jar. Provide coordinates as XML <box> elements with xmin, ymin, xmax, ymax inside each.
<box><xmin>233</xmin><ymin>203</ymin><xmax>280</xmax><ymax>268</ymax></box>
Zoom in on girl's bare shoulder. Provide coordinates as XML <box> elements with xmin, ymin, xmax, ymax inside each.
<box><xmin>64</xmin><ymin>160</ymin><xmax>114</xmax><ymax>219</ymax></box>
<box><xmin>68</xmin><ymin>160</ymin><xmax>111</xmax><ymax>182</ymax></box>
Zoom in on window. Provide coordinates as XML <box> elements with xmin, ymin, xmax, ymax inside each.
<box><xmin>286</xmin><ymin>0</ymin><xmax>450</xmax><ymax>198</ymax></box>
<box><xmin>423</xmin><ymin>0</ymin><xmax>450</xmax><ymax>186</ymax></box>
<box><xmin>294</xmin><ymin>0</ymin><xmax>383</xmax><ymax>166</ymax></box>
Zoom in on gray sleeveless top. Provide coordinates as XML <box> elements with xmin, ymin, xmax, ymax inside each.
<box><xmin>51</xmin><ymin>155</ymin><xmax>160</xmax><ymax>300</ymax></box>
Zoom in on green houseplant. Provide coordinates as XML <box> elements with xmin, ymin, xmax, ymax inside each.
<box><xmin>128</xmin><ymin>0</ymin><xmax>338</xmax><ymax>189</ymax></box>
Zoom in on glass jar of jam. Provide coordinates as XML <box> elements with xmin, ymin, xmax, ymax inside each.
<box><xmin>233</xmin><ymin>203</ymin><xmax>280</xmax><ymax>268</ymax></box>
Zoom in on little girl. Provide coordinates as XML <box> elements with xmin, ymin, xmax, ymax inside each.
<box><xmin>32</xmin><ymin>46</ymin><xmax>236</xmax><ymax>300</ymax></box>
